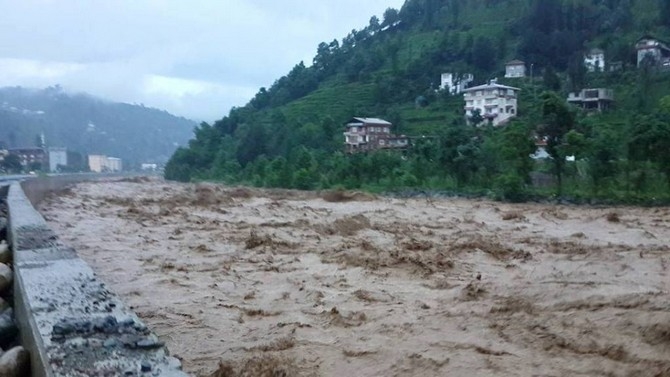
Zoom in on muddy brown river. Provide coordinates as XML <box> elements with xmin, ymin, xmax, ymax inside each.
<box><xmin>40</xmin><ymin>177</ymin><xmax>670</xmax><ymax>376</ymax></box>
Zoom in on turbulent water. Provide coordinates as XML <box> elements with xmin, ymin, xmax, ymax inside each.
<box><xmin>40</xmin><ymin>178</ymin><xmax>670</xmax><ymax>376</ymax></box>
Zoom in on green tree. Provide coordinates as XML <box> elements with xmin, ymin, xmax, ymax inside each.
<box><xmin>469</xmin><ymin>109</ymin><xmax>484</xmax><ymax>127</ymax></box>
<box><xmin>1</xmin><ymin>154</ymin><xmax>22</xmax><ymax>173</ymax></box>
<box><xmin>585</xmin><ymin>128</ymin><xmax>619</xmax><ymax>196</ymax></box>
<box><xmin>500</xmin><ymin>121</ymin><xmax>536</xmax><ymax>184</ymax></box>
<box><xmin>629</xmin><ymin>113</ymin><xmax>670</xmax><ymax>189</ymax></box>
<box><xmin>543</xmin><ymin>66</ymin><xmax>561</xmax><ymax>91</ymax></box>
<box><xmin>540</xmin><ymin>91</ymin><xmax>576</xmax><ymax>194</ymax></box>
<box><xmin>236</xmin><ymin>122</ymin><xmax>267</xmax><ymax>166</ymax></box>
<box><xmin>368</xmin><ymin>16</ymin><xmax>381</xmax><ymax>33</ymax></box>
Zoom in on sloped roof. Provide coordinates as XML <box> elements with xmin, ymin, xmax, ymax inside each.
<box><xmin>506</xmin><ymin>60</ymin><xmax>525</xmax><ymax>65</ymax></box>
<box><xmin>636</xmin><ymin>34</ymin><xmax>670</xmax><ymax>48</ymax></box>
<box><xmin>346</xmin><ymin>117</ymin><xmax>392</xmax><ymax>126</ymax></box>
<box><xmin>462</xmin><ymin>83</ymin><xmax>521</xmax><ymax>92</ymax></box>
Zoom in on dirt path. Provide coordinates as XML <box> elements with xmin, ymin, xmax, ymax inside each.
<box><xmin>40</xmin><ymin>178</ymin><xmax>670</xmax><ymax>376</ymax></box>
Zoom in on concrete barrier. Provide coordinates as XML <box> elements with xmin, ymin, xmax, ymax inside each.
<box><xmin>5</xmin><ymin>178</ymin><xmax>187</xmax><ymax>376</ymax></box>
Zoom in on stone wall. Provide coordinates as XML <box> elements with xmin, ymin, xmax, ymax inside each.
<box><xmin>5</xmin><ymin>177</ymin><xmax>187</xmax><ymax>376</ymax></box>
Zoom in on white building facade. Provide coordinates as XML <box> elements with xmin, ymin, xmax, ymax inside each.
<box><xmin>48</xmin><ymin>147</ymin><xmax>68</xmax><ymax>172</ymax></box>
<box><xmin>584</xmin><ymin>48</ymin><xmax>605</xmax><ymax>72</ymax></box>
<box><xmin>463</xmin><ymin>83</ymin><xmax>521</xmax><ymax>127</ymax></box>
<box><xmin>439</xmin><ymin>73</ymin><xmax>474</xmax><ymax>94</ymax></box>
<box><xmin>107</xmin><ymin>157</ymin><xmax>122</xmax><ymax>172</ymax></box>
<box><xmin>505</xmin><ymin>60</ymin><xmax>526</xmax><ymax>78</ymax></box>
<box><xmin>88</xmin><ymin>154</ymin><xmax>122</xmax><ymax>172</ymax></box>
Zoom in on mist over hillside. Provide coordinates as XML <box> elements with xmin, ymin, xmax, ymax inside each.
<box><xmin>0</xmin><ymin>85</ymin><xmax>196</xmax><ymax>166</ymax></box>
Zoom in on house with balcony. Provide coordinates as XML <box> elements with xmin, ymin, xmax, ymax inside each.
<box><xmin>584</xmin><ymin>48</ymin><xmax>605</xmax><ymax>72</ymax></box>
<box><xmin>463</xmin><ymin>83</ymin><xmax>521</xmax><ymax>127</ymax></box>
<box><xmin>344</xmin><ymin>117</ymin><xmax>409</xmax><ymax>153</ymax></box>
<box><xmin>567</xmin><ymin>88</ymin><xmax>614</xmax><ymax>112</ymax></box>
<box><xmin>636</xmin><ymin>35</ymin><xmax>670</xmax><ymax>68</ymax></box>
<box><xmin>505</xmin><ymin>60</ymin><xmax>526</xmax><ymax>78</ymax></box>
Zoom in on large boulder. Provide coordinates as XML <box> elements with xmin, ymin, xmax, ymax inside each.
<box><xmin>0</xmin><ymin>298</ymin><xmax>8</xmax><ymax>312</ymax></box>
<box><xmin>0</xmin><ymin>308</ymin><xmax>17</xmax><ymax>349</ymax></box>
<box><xmin>0</xmin><ymin>241</ymin><xmax>9</xmax><ymax>264</ymax></box>
<box><xmin>0</xmin><ymin>346</ymin><xmax>30</xmax><ymax>377</ymax></box>
<box><xmin>0</xmin><ymin>263</ymin><xmax>11</xmax><ymax>294</ymax></box>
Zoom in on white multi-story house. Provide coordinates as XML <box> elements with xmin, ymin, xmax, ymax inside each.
<box><xmin>439</xmin><ymin>73</ymin><xmax>474</xmax><ymax>94</ymax></box>
<box><xmin>505</xmin><ymin>60</ymin><xmax>526</xmax><ymax>78</ymax></box>
<box><xmin>584</xmin><ymin>48</ymin><xmax>605</xmax><ymax>72</ymax></box>
<box><xmin>463</xmin><ymin>83</ymin><xmax>521</xmax><ymax>127</ymax></box>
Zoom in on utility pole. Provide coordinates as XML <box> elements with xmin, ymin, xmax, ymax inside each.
<box><xmin>530</xmin><ymin>63</ymin><xmax>535</xmax><ymax>99</ymax></box>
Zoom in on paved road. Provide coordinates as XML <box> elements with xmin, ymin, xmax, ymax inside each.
<box><xmin>0</xmin><ymin>175</ymin><xmax>31</xmax><ymax>183</ymax></box>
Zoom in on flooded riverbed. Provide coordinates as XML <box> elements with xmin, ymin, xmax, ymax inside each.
<box><xmin>40</xmin><ymin>178</ymin><xmax>670</xmax><ymax>376</ymax></box>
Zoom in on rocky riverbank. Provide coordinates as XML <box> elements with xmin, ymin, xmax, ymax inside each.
<box><xmin>0</xmin><ymin>192</ymin><xmax>30</xmax><ymax>376</ymax></box>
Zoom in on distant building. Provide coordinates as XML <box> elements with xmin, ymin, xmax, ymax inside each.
<box><xmin>505</xmin><ymin>60</ymin><xmax>526</xmax><ymax>78</ymax></box>
<box><xmin>636</xmin><ymin>35</ymin><xmax>670</xmax><ymax>68</ymax></box>
<box><xmin>9</xmin><ymin>147</ymin><xmax>47</xmax><ymax>170</ymax></box>
<box><xmin>344</xmin><ymin>117</ymin><xmax>409</xmax><ymax>153</ymax></box>
<box><xmin>107</xmin><ymin>157</ymin><xmax>122</xmax><ymax>172</ymax></box>
<box><xmin>584</xmin><ymin>48</ymin><xmax>605</xmax><ymax>72</ymax></box>
<box><xmin>439</xmin><ymin>73</ymin><xmax>474</xmax><ymax>94</ymax></box>
<box><xmin>463</xmin><ymin>82</ymin><xmax>521</xmax><ymax>127</ymax></box>
<box><xmin>48</xmin><ymin>147</ymin><xmax>68</xmax><ymax>172</ymax></box>
<box><xmin>88</xmin><ymin>154</ymin><xmax>123</xmax><ymax>172</ymax></box>
<box><xmin>88</xmin><ymin>155</ymin><xmax>107</xmax><ymax>173</ymax></box>
<box><xmin>141</xmin><ymin>163</ymin><xmax>158</xmax><ymax>171</ymax></box>
<box><xmin>567</xmin><ymin>88</ymin><xmax>614</xmax><ymax>112</ymax></box>
<box><xmin>608</xmin><ymin>61</ymin><xmax>624</xmax><ymax>72</ymax></box>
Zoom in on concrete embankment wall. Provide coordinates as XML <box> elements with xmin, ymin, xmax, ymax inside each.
<box><xmin>5</xmin><ymin>176</ymin><xmax>187</xmax><ymax>377</ymax></box>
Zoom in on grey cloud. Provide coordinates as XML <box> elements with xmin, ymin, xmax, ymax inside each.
<box><xmin>0</xmin><ymin>0</ymin><xmax>405</xmax><ymax>121</ymax></box>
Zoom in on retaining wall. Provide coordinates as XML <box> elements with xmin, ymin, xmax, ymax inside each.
<box><xmin>5</xmin><ymin>177</ymin><xmax>187</xmax><ymax>376</ymax></box>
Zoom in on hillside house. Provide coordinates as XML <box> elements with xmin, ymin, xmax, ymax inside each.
<box><xmin>584</xmin><ymin>48</ymin><xmax>605</xmax><ymax>72</ymax></box>
<box><xmin>344</xmin><ymin>117</ymin><xmax>409</xmax><ymax>153</ymax></box>
<box><xmin>636</xmin><ymin>35</ymin><xmax>670</xmax><ymax>68</ymax></box>
<box><xmin>9</xmin><ymin>147</ymin><xmax>47</xmax><ymax>170</ymax></box>
<box><xmin>463</xmin><ymin>83</ymin><xmax>520</xmax><ymax>127</ymax></box>
<box><xmin>439</xmin><ymin>73</ymin><xmax>474</xmax><ymax>94</ymax></box>
<box><xmin>567</xmin><ymin>88</ymin><xmax>614</xmax><ymax>112</ymax></box>
<box><xmin>505</xmin><ymin>60</ymin><xmax>526</xmax><ymax>78</ymax></box>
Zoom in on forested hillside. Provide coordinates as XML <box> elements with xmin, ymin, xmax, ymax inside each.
<box><xmin>0</xmin><ymin>86</ymin><xmax>196</xmax><ymax>167</ymax></box>
<box><xmin>166</xmin><ymin>0</ymin><xmax>670</xmax><ymax>203</ymax></box>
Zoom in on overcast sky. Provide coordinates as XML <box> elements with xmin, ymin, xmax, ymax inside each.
<box><xmin>0</xmin><ymin>0</ymin><xmax>405</xmax><ymax>122</ymax></box>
